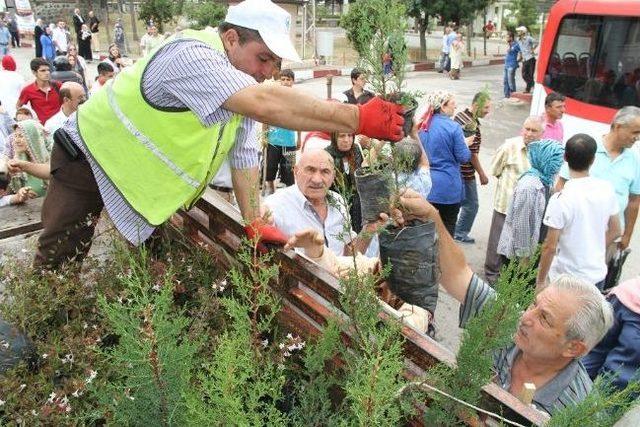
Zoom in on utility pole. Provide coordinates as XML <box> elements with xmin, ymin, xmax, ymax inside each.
<box><xmin>483</xmin><ymin>7</ymin><xmax>487</xmax><ymax>56</ymax></box>
<box><xmin>302</xmin><ymin>0</ymin><xmax>316</xmax><ymax>60</ymax></box>
<box><xmin>129</xmin><ymin>0</ymin><xmax>138</xmax><ymax>42</ymax></box>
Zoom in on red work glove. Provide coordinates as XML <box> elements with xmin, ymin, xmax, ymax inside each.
<box><xmin>356</xmin><ymin>97</ymin><xmax>405</xmax><ymax>142</ymax></box>
<box><xmin>244</xmin><ymin>218</ymin><xmax>289</xmax><ymax>247</ymax></box>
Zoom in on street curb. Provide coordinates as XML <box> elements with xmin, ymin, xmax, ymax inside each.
<box><xmin>294</xmin><ymin>57</ymin><xmax>505</xmax><ymax>82</ymax></box>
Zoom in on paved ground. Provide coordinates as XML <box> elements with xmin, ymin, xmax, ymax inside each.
<box><xmin>7</xmin><ymin>45</ymin><xmax>639</xmax><ymax>352</ymax></box>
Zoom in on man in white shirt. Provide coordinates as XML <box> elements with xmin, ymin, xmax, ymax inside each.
<box><xmin>52</xmin><ymin>21</ymin><xmax>69</xmax><ymax>55</ymax></box>
<box><xmin>139</xmin><ymin>25</ymin><xmax>162</xmax><ymax>57</ymax></box>
<box><xmin>537</xmin><ymin>134</ymin><xmax>621</xmax><ymax>290</ymax></box>
<box><xmin>264</xmin><ymin>149</ymin><xmax>377</xmax><ymax>256</ymax></box>
<box><xmin>44</xmin><ymin>82</ymin><xmax>86</xmax><ymax>136</ymax></box>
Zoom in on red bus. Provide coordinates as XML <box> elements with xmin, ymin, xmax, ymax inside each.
<box><xmin>532</xmin><ymin>0</ymin><xmax>640</xmax><ymax>141</ymax></box>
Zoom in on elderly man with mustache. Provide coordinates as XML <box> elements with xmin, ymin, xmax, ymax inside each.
<box><xmin>263</xmin><ymin>149</ymin><xmax>379</xmax><ymax>256</ymax></box>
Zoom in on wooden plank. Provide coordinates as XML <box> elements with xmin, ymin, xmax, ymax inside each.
<box><xmin>0</xmin><ymin>197</ymin><xmax>43</xmax><ymax>240</ymax></box>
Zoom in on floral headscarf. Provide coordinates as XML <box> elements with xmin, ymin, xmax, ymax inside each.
<box><xmin>418</xmin><ymin>90</ymin><xmax>455</xmax><ymax>131</ymax></box>
<box><xmin>11</xmin><ymin>119</ymin><xmax>50</xmax><ymax>163</ymax></box>
<box><xmin>8</xmin><ymin>120</ymin><xmax>50</xmax><ymax>196</ymax></box>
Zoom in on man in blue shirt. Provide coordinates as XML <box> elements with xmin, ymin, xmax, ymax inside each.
<box><xmin>503</xmin><ymin>31</ymin><xmax>521</xmax><ymax>99</ymax></box>
<box><xmin>264</xmin><ymin>68</ymin><xmax>299</xmax><ymax>194</ymax></box>
<box><xmin>438</xmin><ymin>26</ymin><xmax>456</xmax><ymax>74</ymax></box>
<box><xmin>557</xmin><ymin>106</ymin><xmax>640</xmax><ymax>253</ymax></box>
<box><xmin>0</xmin><ymin>20</ymin><xmax>11</xmax><ymax>56</ymax></box>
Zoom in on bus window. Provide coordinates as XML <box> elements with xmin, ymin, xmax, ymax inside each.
<box><xmin>545</xmin><ymin>15</ymin><xmax>640</xmax><ymax>109</ymax></box>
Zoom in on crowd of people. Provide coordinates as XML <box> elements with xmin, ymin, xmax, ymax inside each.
<box><xmin>0</xmin><ymin>0</ymin><xmax>639</xmax><ymax>419</ymax></box>
<box><xmin>271</xmin><ymin>77</ymin><xmax>640</xmax><ymax>413</ymax></box>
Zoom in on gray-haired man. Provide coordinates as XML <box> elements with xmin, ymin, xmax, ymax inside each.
<box><xmin>397</xmin><ymin>189</ymin><xmax>614</xmax><ymax>415</ymax></box>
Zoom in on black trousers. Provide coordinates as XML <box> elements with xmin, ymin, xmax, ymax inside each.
<box><xmin>522</xmin><ymin>58</ymin><xmax>536</xmax><ymax>92</ymax></box>
<box><xmin>10</xmin><ymin>31</ymin><xmax>20</xmax><ymax>47</ymax></box>
<box><xmin>430</xmin><ymin>202</ymin><xmax>460</xmax><ymax>238</ymax></box>
<box><xmin>265</xmin><ymin>144</ymin><xmax>295</xmax><ymax>186</ymax></box>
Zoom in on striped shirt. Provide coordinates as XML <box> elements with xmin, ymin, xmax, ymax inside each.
<box><xmin>459</xmin><ymin>274</ymin><xmax>592</xmax><ymax>415</ymax></box>
<box><xmin>496</xmin><ymin>175</ymin><xmax>547</xmax><ymax>259</ymax></box>
<box><xmin>490</xmin><ymin>136</ymin><xmax>531</xmax><ymax>214</ymax></box>
<box><xmin>454</xmin><ymin>109</ymin><xmax>481</xmax><ymax>181</ymax></box>
<box><xmin>64</xmin><ymin>39</ymin><xmax>259</xmax><ymax>245</ymax></box>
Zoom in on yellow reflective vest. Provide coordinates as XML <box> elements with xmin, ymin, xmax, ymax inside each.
<box><xmin>78</xmin><ymin>29</ymin><xmax>242</xmax><ymax>225</ymax></box>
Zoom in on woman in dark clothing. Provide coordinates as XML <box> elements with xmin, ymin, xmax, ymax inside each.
<box><xmin>34</xmin><ymin>19</ymin><xmax>44</xmax><ymax>58</ymax></box>
<box><xmin>78</xmin><ymin>24</ymin><xmax>92</xmax><ymax>60</ymax></box>
<box><xmin>325</xmin><ymin>132</ymin><xmax>364</xmax><ymax>232</ymax></box>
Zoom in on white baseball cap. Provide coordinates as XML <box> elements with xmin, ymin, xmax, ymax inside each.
<box><xmin>516</xmin><ymin>26</ymin><xmax>527</xmax><ymax>33</ymax></box>
<box><xmin>225</xmin><ymin>0</ymin><xmax>301</xmax><ymax>62</ymax></box>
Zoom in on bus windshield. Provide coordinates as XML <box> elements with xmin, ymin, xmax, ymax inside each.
<box><xmin>544</xmin><ymin>14</ymin><xmax>640</xmax><ymax>109</ymax></box>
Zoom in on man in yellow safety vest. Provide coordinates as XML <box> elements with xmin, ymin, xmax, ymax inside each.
<box><xmin>36</xmin><ymin>0</ymin><xmax>405</xmax><ymax>269</ymax></box>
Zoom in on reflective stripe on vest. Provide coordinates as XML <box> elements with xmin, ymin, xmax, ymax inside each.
<box><xmin>77</xmin><ymin>29</ymin><xmax>243</xmax><ymax>226</ymax></box>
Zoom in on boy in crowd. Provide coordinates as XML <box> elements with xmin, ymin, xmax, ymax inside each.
<box><xmin>263</xmin><ymin>68</ymin><xmax>299</xmax><ymax>194</ymax></box>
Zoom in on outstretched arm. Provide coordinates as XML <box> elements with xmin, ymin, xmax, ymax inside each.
<box><xmin>7</xmin><ymin>159</ymin><xmax>51</xmax><ymax>180</ymax></box>
<box><xmin>225</xmin><ymin>84</ymin><xmax>358</xmax><ymax>133</ymax></box>
<box><xmin>224</xmin><ymin>84</ymin><xmax>404</xmax><ymax>141</ymax></box>
<box><xmin>536</xmin><ymin>227</ymin><xmax>561</xmax><ymax>290</ymax></box>
<box><xmin>231</xmin><ymin>166</ymin><xmax>260</xmax><ymax>222</ymax></box>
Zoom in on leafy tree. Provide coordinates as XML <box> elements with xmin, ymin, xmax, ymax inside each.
<box><xmin>405</xmin><ymin>0</ymin><xmax>491</xmax><ymax>59</ymax></box>
<box><xmin>139</xmin><ymin>0</ymin><xmax>176</xmax><ymax>33</ymax></box>
<box><xmin>510</xmin><ymin>0</ymin><xmax>539</xmax><ymax>30</ymax></box>
<box><xmin>184</xmin><ymin>1</ymin><xmax>227</xmax><ymax>30</ymax></box>
<box><xmin>405</xmin><ymin>0</ymin><xmax>435</xmax><ymax>60</ymax></box>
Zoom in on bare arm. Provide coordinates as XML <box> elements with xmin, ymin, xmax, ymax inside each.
<box><xmin>606</xmin><ymin>214</ymin><xmax>622</xmax><ymax>248</ymax></box>
<box><xmin>231</xmin><ymin>166</ymin><xmax>260</xmax><ymax>222</ymax></box>
<box><xmin>223</xmin><ymin>84</ymin><xmax>359</xmax><ymax>134</ymax></box>
<box><xmin>555</xmin><ymin>176</ymin><xmax>567</xmax><ymax>192</ymax></box>
<box><xmin>7</xmin><ymin>160</ymin><xmax>51</xmax><ymax>180</ymax></box>
<box><xmin>418</xmin><ymin>143</ymin><xmax>430</xmax><ymax>168</ymax></box>
<box><xmin>470</xmin><ymin>153</ymin><xmax>488</xmax><ymax>184</ymax></box>
<box><xmin>621</xmin><ymin>194</ymin><xmax>640</xmax><ymax>250</ymax></box>
<box><xmin>536</xmin><ymin>227</ymin><xmax>561</xmax><ymax>290</ymax></box>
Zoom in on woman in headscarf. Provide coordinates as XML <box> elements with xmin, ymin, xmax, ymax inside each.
<box><xmin>325</xmin><ymin>132</ymin><xmax>364</xmax><ymax>232</ymax></box>
<box><xmin>78</xmin><ymin>24</ymin><xmax>93</xmax><ymax>61</ymax></box>
<box><xmin>417</xmin><ymin>90</ymin><xmax>472</xmax><ymax>236</ymax></box>
<box><xmin>497</xmin><ymin>139</ymin><xmax>565</xmax><ymax>265</ymax></box>
<box><xmin>2</xmin><ymin>119</ymin><xmax>51</xmax><ymax>197</ymax></box>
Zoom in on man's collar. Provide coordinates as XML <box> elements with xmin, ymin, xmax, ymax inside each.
<box><xmin>534</xmin><ymin>359</ymin><xmax>584</xmax><ymax>408</ymax></box>
<box><xmin>600</xmin><ymin>135</ymin><xmax>629</xmax><ymax>156</ymax></box>
<box><xmin>289</xmin><ymin>184</ymin><xmax>309</xmax><ymax>210</ymax></box>
<box><xmin>290</xmin><ymin>184</ymin><xmax>321</xmax><ymax>211</ymax></box>
<box><xmin>509</xmin><ymin>346</ymin><xmax>584</xmax><ymax>408</ymax></box>
<box><xmin>517</xmin><ymin>137</ymin><xmax>528</xmax><ymax>151</ymax></box>
<box><xmin>290</xmin><ymin>184</ymin><xmax>333</xmax><ymax>213</ymax></box>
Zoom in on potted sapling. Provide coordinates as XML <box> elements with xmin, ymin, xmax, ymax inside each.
<box><xmin>461</xmin><ymin>86</ymin><xmax>491</xmax><ymax>137</ymax></box>
<box><xmin>377</xmin><ymin>140</ymin><xmax>439</xmax><ymax>324</ymax></box>
<box><xmin>343</xmin><ymin>0</ymin><xmax>420</xmax><ymax>221</ymax></box>
<box><xmin>343</xmin><ymin>0</ymin><xmax>438</xmax><ymax>322</ymax></box>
